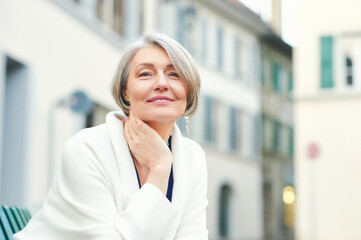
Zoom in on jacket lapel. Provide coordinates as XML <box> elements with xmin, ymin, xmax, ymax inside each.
<box><xmin>171</xmin><ymin>125</ymin><xmax>188</xmax><ymax>215</ymax></box>
<box><xmin>105</xmin><ymin>111</ymin><xmax>140</xmax><ymax>198</ymax></box>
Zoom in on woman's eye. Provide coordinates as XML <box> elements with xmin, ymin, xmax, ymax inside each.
<box><xmin>139</xmin><ymin>72</ymin><xmax>151</xmax><ymax>77</ymax></box>
<box><xmin>170</xmin><ymin>72</ymin><xmax>180</xmax><ymax>78</ymax></box>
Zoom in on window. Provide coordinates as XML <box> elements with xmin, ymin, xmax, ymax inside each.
<box><xmin>177</xmin><ymin>5</ymin><xmax>196</xmax><ymax>54</ymax></box>
<box><xmin>217</xmin><ymin>26</ymin><xmax>224</xmax><ymax>70</ymax></box>
<box><xmin>261</xmin><ymin>58</ymin><xmax>265</xmax><ymax>86</ymax></box>
<box><xmin>52</xmin><ymin>0</ymin><xmax>127</xmax><ymax>37</ymax></box>
<box><xmin>336</xmin><ymin>34</ymin><xmax>360</xmax><ymax>90</ymax></box>
<box><xmin>262</xmin><ymin>115</ymin><xmax>267</xmax><ymax>149</ymax></box>
<box><xmin>249</xmin><ymin>44</ymin><xmax>257</xmax><ymax>86</ymax></box>
<box><xmin>219</xmin><ymin>184</ymin><xmax>232</xmax><ymax>238</ymax></box>
<box><xmin>346</xmin><ymin>56</ymin><xmax>353</xmax><ymax>86</ymax></box>
<box><xmin>97</xmin><ymin>0</ymin><xmax>104</xmax><ymax>21</ymax></box>
<box><xmin>113</xmin><ymin>0</ymin><xmax>123</xmax><ymax>35</ymax></box>
<box><xmin>96</xmin><ymin>0</ymin><xmax>124</xmax><ymax>35</ymax></box>
<box><xmin>272</xmin><ymin>119</ymin><xmax>281</xmax><ymax>152</ymax></box>
<box><xmin>288</xmin><ymin>72</ymin><xmax>293</xmax><ymax>93</ymax></box>
<box><xmin>262</xmin><ymin>115</ymin><xmax>273</xmax><ymax>151</ymax></box>
<box><xmin>229</xmin><ymin>106</ymin><xmax>242</xmax><ymax>151</ymax></box>
<box><xmin>320</xmin><ymin>36</ymin><xmax>334</xmax><ymax>88</ymax></box>
<box><xmin>289</xmin><ymin>127</ymin><xmax>294</xmax><ymax>158</ymax></box>
<box><xmin>262</xmin><ymin>57</ymin><xmax>271</xmax><ymax>87</ymax></box>
<box><xmin>234</xmin><ymin>36</ymin><xmax>241</xmax><ymax>78</ymax></box>
<box><xmin>252</xmin><ymin>114</ymin><xmax>262</xmax><ymax>157</ymax></box>
<box><xmin>201</xmin><ymin>19</ymin><xmax>208</xmax><ymax>64</ymax></box>
<box><xmin>204</xmin><ymin>96</ymin><xmax>218</xmax><ymax>143</ymax></box>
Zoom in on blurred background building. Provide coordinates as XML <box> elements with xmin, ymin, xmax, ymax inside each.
<box><xmin>261</xmin><ymin>31</ymin><xmax>294</xmax><ymax>240</ymax></box>
<box><xmin>294</xmin><ymin>0</ymin><xmax>361</xmax><ymax>240</ymax></box>
<box><xmin>0</xmin><ymin>0</ymin><xmax>298</xmax><ymax>240</ymax></box>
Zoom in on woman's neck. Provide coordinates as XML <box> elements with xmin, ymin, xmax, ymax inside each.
<box><xmin>145</xmin><ymin>120</ymin><xmax>175</xmax><ymax>142</ymax></box>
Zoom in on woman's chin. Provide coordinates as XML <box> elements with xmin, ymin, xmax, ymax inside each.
<box><xmin>136</xmin><ymin>113</ymin><xmax>181</xmax><ymax>123</ymax></box>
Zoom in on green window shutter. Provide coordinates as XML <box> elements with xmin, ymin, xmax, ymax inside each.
<box><xmin>320</xmin><ymin>36</ymin><xmax>334</xmax><ymax>88</ymax></box>
<box><xmin>273</xmin><ymin>63</ymin><xmax>280</xmax><ymax>92</ymax></box>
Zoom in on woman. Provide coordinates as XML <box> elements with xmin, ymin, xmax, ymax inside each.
<box><xmin>14</xmin><ymin>32</ymin><xmax>208</xmax><ymax>240</ymax></box>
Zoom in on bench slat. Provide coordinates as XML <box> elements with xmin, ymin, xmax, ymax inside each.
<box><xmin>16</xmin><ymin>208</ymin><xmax>28</xmax><ymax>225</ymax></box>
<box><xmin>0</xmin><ymin>207</ymin><xmax>14</xmax><ymax>240</ymax></box>
<box><xmin>9</xmin><ymin>208</ymin><xmax>25</xmax><ymax>231</ymax></box>
<box><xmin>22</xmin><ymin>209</ymin><xmax>31</xmax><ymax>223</ymax></box>
<box><xmin>2</xmin><ymin>206</ymin><xmax>19</xmax><ymax>234</ymax></box>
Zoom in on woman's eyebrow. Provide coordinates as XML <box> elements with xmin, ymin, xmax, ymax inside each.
<box><xmin>135</xmin><ymin>63</ymin><xmax>175</xmax><ymax>71</ymax></box>
<box><xmin>135</xmin><ymin>63</ymin><xmax>155</xmax><ymax>71</ymax></box>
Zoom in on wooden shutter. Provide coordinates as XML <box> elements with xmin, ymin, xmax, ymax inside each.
<box><xmin>320</xmin><ymin>36</ymin><xmax>334</xmax><ymax>88</ymax></box>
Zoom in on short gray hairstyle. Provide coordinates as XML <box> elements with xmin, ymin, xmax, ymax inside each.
<box><xmin>111</xmin><ymin>32</ymin><xmax>201</xmax><ymax>116</ymax></box>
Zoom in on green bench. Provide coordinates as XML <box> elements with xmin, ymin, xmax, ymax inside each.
<box><xmin>0</xmin><ymin>206</ymin><xmax>31</xmax><ymax>240</ymax></box>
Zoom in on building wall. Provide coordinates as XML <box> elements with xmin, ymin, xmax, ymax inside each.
<box><xmin>294</xmin><ymin>0</ymin><xmax>361</xmax><ymax>239</ymax></box>
<box><xmin>0</xmin><ymin>1</ymin><xmax>285</xmax><ymax>240</ymax></box>
<box><xmin>0</xmin><ymin>0</ymin><xmax>123</xmax><ymax>210</ymax></box>
<box><xmin>158</xmin><ymin>1</ymin><xmax>264</xmax><ymax>239</ymax></box>
<box><xmin>261</xmin><ymin>42</ymin><xmax>294</xmax><ymax>240</ymax></box>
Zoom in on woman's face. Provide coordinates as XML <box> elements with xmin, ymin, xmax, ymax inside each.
<box><xmin>124</xmin><ymin>46</ymin><xmax>187</xmax><ymax>123</ymax></box>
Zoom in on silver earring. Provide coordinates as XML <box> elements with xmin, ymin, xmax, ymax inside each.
<box><xmin>184</xmin><ymin>116</ymin><xmax>190</xmax><ymax>136</ymax></box>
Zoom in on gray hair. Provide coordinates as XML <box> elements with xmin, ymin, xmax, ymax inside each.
<box><xmin>111</xmin><ymin>32</ymin><xmax>201</xmax><ymax>116</ymax></box>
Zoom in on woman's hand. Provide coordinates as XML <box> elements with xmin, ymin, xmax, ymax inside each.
<box><xmin>123</xmin><ymin>111</ymin><xmax>173</xmax><ymax>194</ymax></box>
<box><xmin>124</xmin><ymin>111</ymin><xmax>173</xmax><ymax>169</ymax></box>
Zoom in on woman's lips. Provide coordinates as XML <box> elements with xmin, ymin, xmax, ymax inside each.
<box><xmin>147</xmin><ymin>96</ymin><xmax>174</xmax><ymax>104</ymax></box>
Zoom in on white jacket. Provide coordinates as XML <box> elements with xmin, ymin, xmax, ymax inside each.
<box><xmin>14</xmin><ymin>111</ymin><xmax>208</xmax><ymax>240</ymax></box>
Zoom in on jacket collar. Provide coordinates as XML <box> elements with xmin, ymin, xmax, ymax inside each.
<box><xmin>105</xmin><ymin>111</ymin><xmax>188</xmax><ymax>213</ymax></box>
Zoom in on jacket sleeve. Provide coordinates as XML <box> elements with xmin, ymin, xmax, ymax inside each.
<box><xmin>174</xmin><ymin>150</ymin><xmax>209</xmax><ymax>240</ymax></box>
<box><xmin>60</xmin><ymin>140</ymin><xmax>179</xmax><ymax>240</ymax></box>
<box><xmin>15</xmin><ymin>138</ymin><xmax>178</xmax><ymax>240</ymax></box>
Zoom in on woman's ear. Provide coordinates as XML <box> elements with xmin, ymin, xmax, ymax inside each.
<box><xmin>122</xmin><ymin>88</ymin><xmax>129</xmax><ymax>102</ymax></box>
<box><xmin>122</xmin><ymin>89</ymin><xmax>131</xmax><ymax>108</ymax></box>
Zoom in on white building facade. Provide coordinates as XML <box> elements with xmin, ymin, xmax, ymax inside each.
<box><xmin>261</xmin><ymin>36</ymin><xmax>294</xmax><ymax>240</ymax></box>
<box><xmin>1</xmin><ymin>1</ymin><xmax>293</xmax><ymax>240</ymax></box>
<box><xmin>294</xmin><ymin>0</ymin><xmax>361</xmax><ymax>239</ymax></box>
<box><xmin>0</xmin><ymin>0</ymin><xmax>141</xmax><ymax>210</ymax></box>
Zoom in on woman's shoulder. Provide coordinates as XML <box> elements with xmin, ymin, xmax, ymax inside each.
<box><xmin>64</xmin><ymin>124</ymin><xmax>113</xmax><ymax>156</ymax></box>
<box><xmin>61</xmin><ymin>124</ymin><xmax>116</xmax><ymax>174</ymax></box>
<box><xmin>68</xmin><ymin>124</ymin><xmax>109</xmax><ymax>145</ymax></box>
<box><xmin>182</xmin><ymin>137</ymin><xmax>205</xmax><ymax>156</ymax></box>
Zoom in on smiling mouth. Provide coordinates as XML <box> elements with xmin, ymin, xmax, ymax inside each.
<box><xmin>151</xmin><ymin>99</ymin><xmax>173</xmax><ymax>102</ymax></box>
<box><xmin>148</xmin><ymin>99</ymin><xmax>174</xmax><ymax>104</ymax></box>
<box><xmin>147</xmin><ymin>96</ymin><xmax>174</xmax><ymax>103</ymax></box>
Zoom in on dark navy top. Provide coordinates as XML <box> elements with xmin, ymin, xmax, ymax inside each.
<box><xmin>133</xmin><ymin>136</ymin><xmax>174</xmax><ymax>202</ymax></box>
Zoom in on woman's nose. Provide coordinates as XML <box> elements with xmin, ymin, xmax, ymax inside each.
<box><xmin>154</xmin><ymin>73</ymin><xmax>169</xmax><ymax>91</ymax></box>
